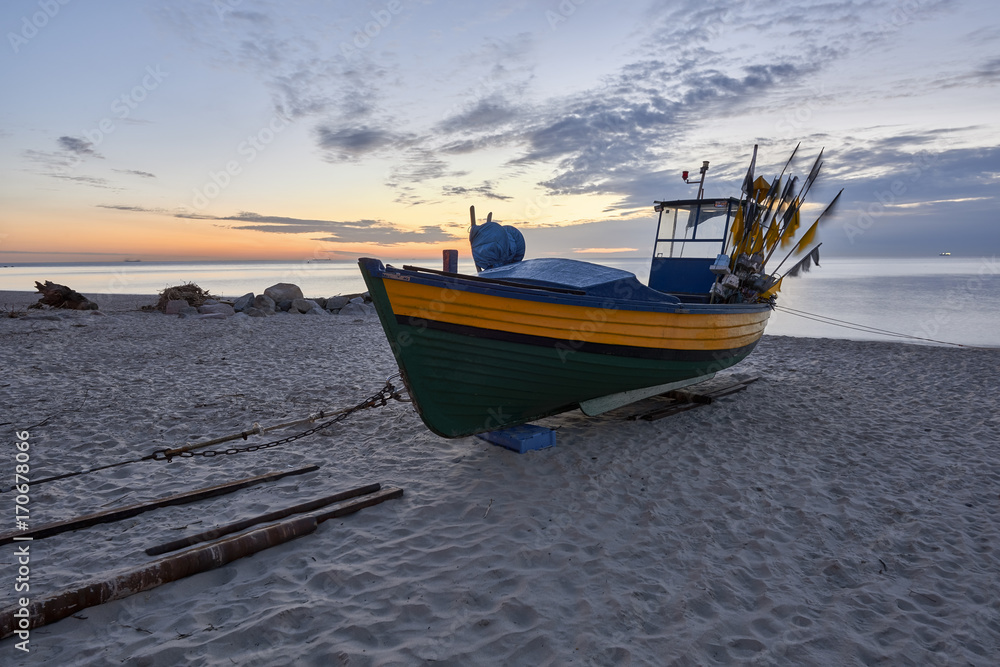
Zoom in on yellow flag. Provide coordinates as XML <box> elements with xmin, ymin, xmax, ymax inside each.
<box><xmin>761</xmin><ymin>276</ymin><xmax>783</xmax><ymax>297</ymax></box>
<box><xmin>794</xmin><ymin>220</ymin><xmax>819</xmax><ymax>254</ymax></box>
<box><xmin>729</xmin><ymin>206</ymin><xmax>744</xmax><ymax>250</ymax></box>
<box><xmin>750</xmin><ymin>220</ymin><xmax>765</xmax><ymax>253</ymax></box>
<box><xmin>752</xmin><ymin>176</ymin><xmax>770</xmax><ymax>203</ymax></box>
<box><xmin>779</xmin><ymin>200</ymin><xmax>801</xmax><ymax>248</ymax></box>
<box><xmin>763</xmin><ymin>220</ymin><xmax>780</xmax><ymax>251</ymax></box>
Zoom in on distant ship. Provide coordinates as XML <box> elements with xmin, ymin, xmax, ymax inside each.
<box><xmin>124</xmin><ymin>258</ymin><xmax>142</xmax><ymax>262</ymax></box>
<box><xmin>939</xmin><ymin>252</ymin><xmax>951</xmax><ymax>256</ymax></box>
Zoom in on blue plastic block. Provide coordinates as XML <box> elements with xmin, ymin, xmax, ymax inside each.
<box><xmin>476</xmin><ymin>424</ymin><xmax>556</xmax><ymax>454</ymax></box>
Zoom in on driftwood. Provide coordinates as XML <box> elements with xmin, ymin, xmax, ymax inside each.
<box><xmin>151</xmin><ymin>282</ymin><xmax>215</xmax><ymax>312</ymax></box>
<box><xmin>0</xmin><ymin>465</ymin><xmax>319</xmax><ymax>546</ymax></box>
<box><xmin>0</xmin><ymin>516</ymin><xmax>319</xmax><ymax>640</ymax></box>
<box><xmin>311</xmin><ymin>486</ymin><xmax>403</xmax><ymax>522</ymax></box>
<box><xmin>0</xmin><ymin>485</ymin><xmax>404</xmax><ymax>640</ymax></box>
<box><xmin>146</xmin><ymin>482</ymin><xmax>382</xmax><ymax>555</ymax></box>
<box><xmin>32</xmin><ymin>280</ymin><xmax>98</xmax><ymax>310</ymax></box>
<box><xmin>629</xmin><ymin>377</ymin><xmax>760</xmax><ymax>421</ymax></box>
<box><xmin>663</xmin><ymin>389</ymin><xmax>714</xmax><ymax>404</ymax></box>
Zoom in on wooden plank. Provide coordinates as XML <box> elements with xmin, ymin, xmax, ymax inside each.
<box><xmin>0</xmin><ymin>486</ymin><xmax>404</xmax><ymax>640</ymax></box>
<box><xmin>146</xmin><ymin>482</ymin><xmax>381</xmax><ymax>556</ymax></box>
<box><xmin>630</xmin><ymin>377</ymin><xmax>759</xmax><ymax>421</ymax></box>
<box><xmin>312</xmin><ymin>486</ymin><xmax>404</xmax><ymax>524</ymax></box>
<box><xmin>705</xmin><ymin>378</ymin><xmax>760</xmax><ymax>398</ymax></box>
<box><xmin>0</xmin><ymin>516</ymin><xmax>319</xmax><ymax>640</ymax></box>
<box><xmin>663</xmin><ymin>389</ymin><xmax>714</xmax><ymax>404</ymax></box>
<box><xmin>0</xmin><ymin>465</ymin><xmax>319</xmax><ymax>546</ymax></box>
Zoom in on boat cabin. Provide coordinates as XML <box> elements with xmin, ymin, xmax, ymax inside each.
<box><xmin>649</xmin><ymin>197</ymin><xmax>738</xmax><ymax>301</ymax></box>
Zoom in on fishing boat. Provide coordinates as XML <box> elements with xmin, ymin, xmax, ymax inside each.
<box><xmin>359</xmin><ymin>146</ymin><xmax>839</xmax><ymax>437</ymax></box>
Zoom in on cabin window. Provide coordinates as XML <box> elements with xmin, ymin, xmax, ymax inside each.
<box><xmin>655</xmin><ymin>201</ymin><xmax>732</xmax><ymax>259</ymax></box>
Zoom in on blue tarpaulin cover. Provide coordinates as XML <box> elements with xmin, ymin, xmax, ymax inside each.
<box><xmin>480</xmin><ymin>258</ymin><xmax>681</xmax><ymax>304</ymax></box>
<box><xmin>470</xmin><ymin>219</ymin><xmax>525</xmax><ymax>271</ymax></box>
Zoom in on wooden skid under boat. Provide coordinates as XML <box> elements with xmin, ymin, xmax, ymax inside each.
<box><xmin>359</xmin><ymin>258</ymin><xmax>770</xmax><ymax>438</ymax></box>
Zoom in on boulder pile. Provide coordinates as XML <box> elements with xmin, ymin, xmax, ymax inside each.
<box><xmin>157</xmin><ymin>282</ymin><xmax>376</xmax><ymax>320</ymax></box>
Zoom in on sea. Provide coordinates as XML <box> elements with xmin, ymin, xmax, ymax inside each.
<box><xmin>2</xmin><ymin>256</ymin><xmax>998</xmax><ymax>347</ymax></box>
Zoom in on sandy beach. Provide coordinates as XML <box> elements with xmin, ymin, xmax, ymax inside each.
<box><xmin>1</xmin><ymin>290</ymin><xmax>998</xmax><ymax>665</ymax></box>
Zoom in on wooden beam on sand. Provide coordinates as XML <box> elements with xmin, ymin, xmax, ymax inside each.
<box><xmin>629</xmin><ymin>377</ymin><xmax>759</xmax><ymax>421</ymax></box>
<box><xmin>0</xmin><ymin>486</ymin><xmax>403</xmax><ymax>640</ymax></box>
<box><xmin>0</xmin><ymin>465</ymin><xmax>319</xmax><ymax>546</ymax></box>
<box><xmin>311</xmin><ymin>486</ymin><xmax>404</xmax><ymax>523</ymax></box>
<box><xmin>663</xmin><ymin>389</ymin><xmax>715</xmax><ymax>404</ymax></box>
<box><xmin>145</xmin><ymin>482</ymin><xmax>382</xmax><ymax>555</ymax></box>
<box><xmin>0</xmin><ymin>516</ymin><xmax>318</xmax><ymax>641</ymax></box>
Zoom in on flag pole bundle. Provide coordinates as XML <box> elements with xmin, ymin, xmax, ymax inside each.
<box><xmin>712</xmin><ymin>145</ymin><xmax>843</xmax><ymax>304</ymax></box>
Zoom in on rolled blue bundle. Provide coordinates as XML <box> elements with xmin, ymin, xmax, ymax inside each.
<box><xmin>470</xmin><ymin>219</ymin><xmax>525</xmax><ymax>271</ymax></box>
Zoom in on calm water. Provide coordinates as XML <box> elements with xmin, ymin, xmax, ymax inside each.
<box><xmin>2</xmin><ymin>256</ymin><xmax>997</xmax><ymax>347</ymax></box>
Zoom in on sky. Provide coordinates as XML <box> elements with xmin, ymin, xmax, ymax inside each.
<box><xmin>1</xmin><ymin>0</ymin><xmax>997</xmax><ymax>263</ymax></box>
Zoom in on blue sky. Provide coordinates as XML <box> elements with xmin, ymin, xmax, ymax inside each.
<box><xmin>1</xmin><ymin>0</ymin><xmax>997</xmax><ymax>261</ymax></box>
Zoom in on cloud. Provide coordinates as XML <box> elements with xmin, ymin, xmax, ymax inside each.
<box><xmin>386</xmin><ymin>148</ymin><xmax>467</xmax><ymax>192</ymax></box>
<box><xmin>151</xmin><ymin>0</ymin><xmax>994</xmax><ymax>247</ymax></box>
<box><xmin>801</xmin><ymin>139</ymin><xmax>1000</xmax><ymax>256</ymax></box>
<box><xmin>113</xmin><ymin>169</ymin><xmax>156</xmax><ymax>178</ymax></box>
<box><xmin>438</xmin><ymin>95</ymin><xmax>521</xmax><ymax>134</ymax></box>
<box><xmin>521</xmin><ymin>217</ymin><xmax>657</xmax><ymax>258</ymax></box>
<box><xmin>23</xmin><ymin>148</ymin><xmax>77</xmax><ymax>171</ymax></box>
<box><xmin>508</xmin><ymin>60</ymin><xmax>814</xmax><ymax>200</ymax></box>
<box><xmin>174</xmin><ymin>210</ymin><xmax>460</xmax><ymax>245</ymax></box>
<box><xmin>97</xmin><ymin>204</ymin><xmax>166</xmax><ymax>212</ymax></box>
<box><xmin>20</xmin><ymin>136</ymin><xmax>115</xmax><ymax>188</ymax></box>
<box><xmin>58</xmin><ymin>136</ymin><xmax>102</xmax><ymax>158</ymax></box>
<box><xmin>415</xmin><ymin>0</ymin><xmax>963</xmax><ymax>211</ymax></box>
<box><xmin>441</xmin><ymin>181</ymin><xmax>512</xmax><ymax>201</ymax></box>
<box><xmin>58</xmin><ymin>175</ymin><xmax>114</xmax><ymax>188</ymax></box>
<box><xmin>968</xmin><ymin>57</ymin><xmax>1000</xmax><ymax>85</ymax></box>
<box><xmin>315</xmin><ymin>125</ymin><xmax>411</xmax><ymax>160</ymax></box>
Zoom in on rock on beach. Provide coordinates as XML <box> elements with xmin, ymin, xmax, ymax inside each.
<box><xmin>292</xmin><ymin>298</ymin><xmax>319</xmax><ymax>314</ymax></box>
<box><xmin>253</xmin><ymin>294</ymin><xmax>276</xmax><ymax>314</ymax></box>
<box><xmin>264</xmin><ymin>283</ymin><xmax>304</xmax><ymax>303</ymax></box>
<box><xmin>154</xmin><ymin>284</ymin><xmax>372</xmax><ymax>320</ymax></box>
<box><xmin>233</xmin><ymin>293</ymin><xmax>255</xmax><ymax>312</ymax></box>
<box><xmin>199</xmin><ymin>303</ymin><xmax>236</xmax><ymax>316</ymax></box>
<box><xmin>326</xmin><ymin>296</ymin><xmax>349</xmax><ymax>311</ymax></box>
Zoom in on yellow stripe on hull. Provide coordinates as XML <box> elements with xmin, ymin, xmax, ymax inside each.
<box><xmin>382</xmin><ymin>278</ymin><xmax>770</xmax><ymax>352</ymax></box>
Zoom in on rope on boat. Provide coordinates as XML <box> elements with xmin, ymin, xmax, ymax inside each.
<box><xmin>0</xmin><ymin>376</ymin><xmax>406</xmax><ymax>493</ymax></box>
<box><xmin>773</xmin><ymin>305</ymin><xmax>986</xmax><ymax>348</ymax></box>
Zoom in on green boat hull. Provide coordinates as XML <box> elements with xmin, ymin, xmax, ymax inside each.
<box><xmin>361</xmin><ymin>262</ymin><xmax>760</xmax><ymax>438</ymax></box>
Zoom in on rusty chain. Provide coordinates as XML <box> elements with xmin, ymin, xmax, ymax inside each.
<box><xmin>4</xmin><ymin>378</ymin><xmax>406</xmax><ymax>492</ymax></box>
<box><xmin>151</xmin><ymin>377</ymin><xmax>403</xmax><ymax>462</ymax></box>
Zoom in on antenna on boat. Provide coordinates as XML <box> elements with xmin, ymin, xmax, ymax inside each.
<box><xmin>682</xmin><ymin>160</ymin><xmax>710</xmax><ymax>199</ymax></box>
